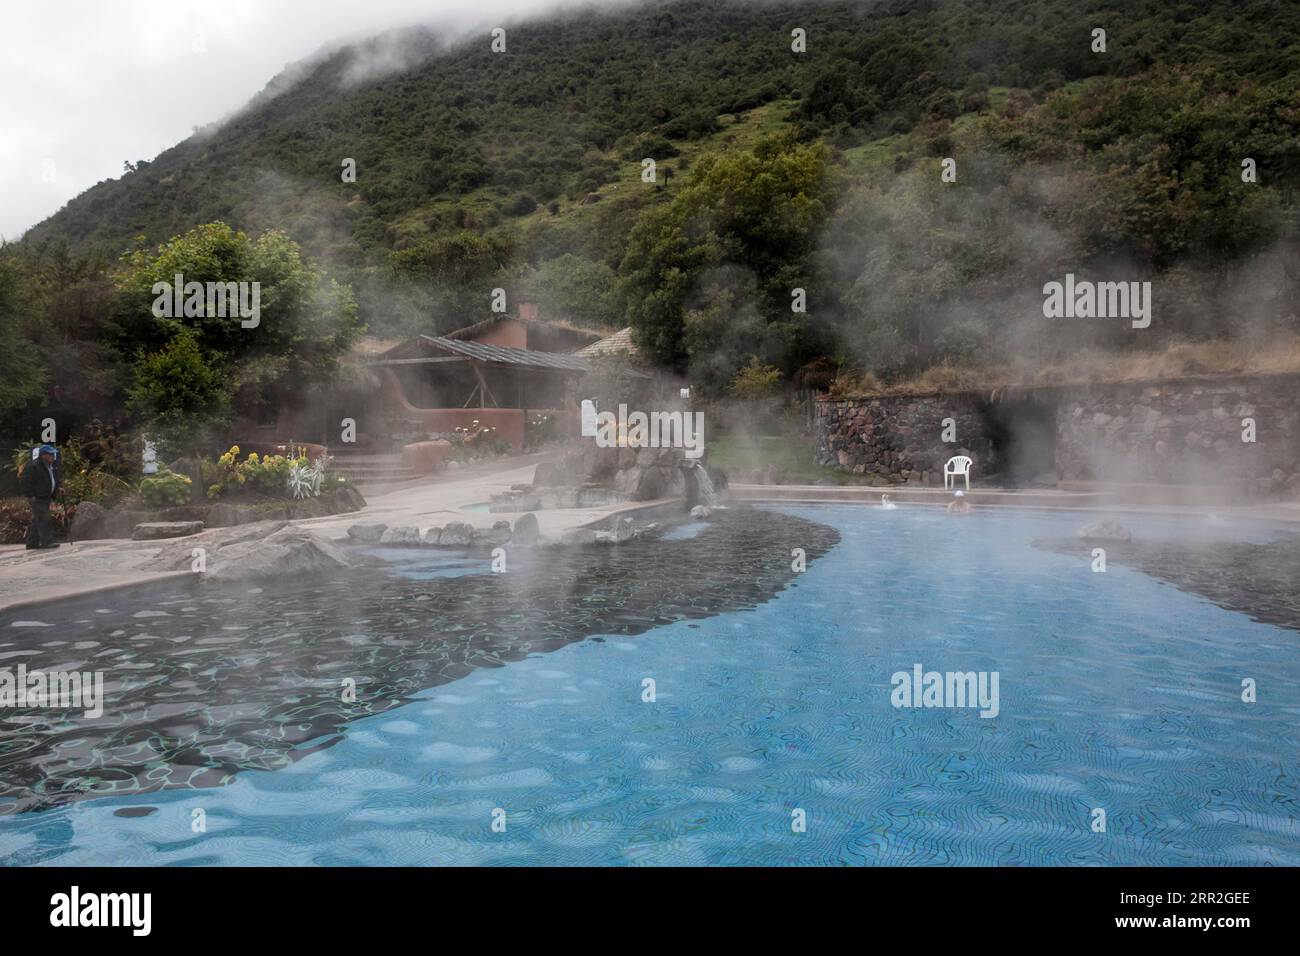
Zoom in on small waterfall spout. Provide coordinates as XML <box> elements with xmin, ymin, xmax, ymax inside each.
<box><xmin>689</xmin><ymin>460</ymin><xmax>722</xmax><ymax>508</ymax></box>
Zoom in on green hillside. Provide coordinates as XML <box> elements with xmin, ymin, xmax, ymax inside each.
<box><xmin>5</xmin><ymin>0</ymin><xmax>1300</xmax><ymax>446</ymax></box>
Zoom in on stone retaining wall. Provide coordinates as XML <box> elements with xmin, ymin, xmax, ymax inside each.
<box><xmin>1054</xmin><ymin>375</ymin><xmax>1300</xmax><ymax>496</ymax></box>
<box><xmin>814</xmin><ymin>394</ymin><xmax>996</xmax><ymax>485</ymax></box>
<box><xmin>815</xmin><ymin>374</ymin><xmax>1300</xmax><ymax>498</ymax></box>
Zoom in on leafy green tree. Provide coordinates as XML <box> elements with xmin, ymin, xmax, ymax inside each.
<box><xmin>730</xmin><ymin>356</ymin><xmax>783</xmax><ymax>398</ymax></box>
<box><xmin>528</xmin><ymin>254</ymin><xmax>620</xmax><ymax>327</ymax></box>
<box><xmin>112</xmin><ymin>222</ymin><xmax>361</xmax><ymax>420</ymax></box>
<box><xmin>127</xmin><ymin>329</ymin><xmax>232</xmax><ymax>456</ymax></box>
<box><xmin>0</xmin><ymin>256</ymin><xmax>45</xmax><ymax>421</ymax></box>
<box><xmin>390</xmin><ymin>230</ymin><xmax>513</xmax><ymax>330</ymax></box>
<box><xmin>619</xmin><ymin>134</ymin><xmax>839</xmax><ymax>391</ymax></box>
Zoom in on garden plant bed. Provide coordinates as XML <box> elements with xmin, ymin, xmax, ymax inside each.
<box><xmin>57</xmin><ymin>487</ymin><xmax>367</xmax><ymax>542</ymax></box>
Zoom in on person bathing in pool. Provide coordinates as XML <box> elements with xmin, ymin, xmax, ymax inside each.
<box><xmin>946</xmin><ymin>489</ymin><xmax>971</xmax><ymax>515</ymax></box>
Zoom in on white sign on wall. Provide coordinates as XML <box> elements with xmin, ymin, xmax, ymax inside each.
<box><xmin>142</xmin><ymin>438</ymin><xmax>159</xmax><ymax>475</ymax></box>
<box><xmin>581</xmin><ymin>399</ymin><xmax>598</xmax><ymax>438</ymax></box>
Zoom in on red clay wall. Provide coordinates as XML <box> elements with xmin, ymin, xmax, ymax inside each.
<box><xmin>378</xmin><ymin>368</ymin><xmax>578</xmax><ymax>449</ymax></box>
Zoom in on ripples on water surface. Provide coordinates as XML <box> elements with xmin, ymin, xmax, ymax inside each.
<box><xmin>1</xmin><ymin>505</ymin><xmax>1297</xmax><ymax>865</ymax></box>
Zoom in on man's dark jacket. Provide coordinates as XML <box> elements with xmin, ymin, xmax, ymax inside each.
<box><xmin>20</xmin><ymin>457</ymin><xmax>60</xmax><ymax>500</ymax></box>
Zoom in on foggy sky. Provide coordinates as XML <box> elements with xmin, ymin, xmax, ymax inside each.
<box><xmin>0</xmin><ymin>0</ymin><xmax>630</xmax><ymax>241</ymax></box>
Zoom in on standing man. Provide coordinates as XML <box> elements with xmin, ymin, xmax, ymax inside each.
<box><xmin>22</xmin><ymin>444</ymin><xmax>61</xmax><ymax>550</ymax></box>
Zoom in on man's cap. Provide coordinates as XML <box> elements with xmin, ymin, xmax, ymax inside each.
<box><xmin>38</xmin><ymin>444</ymin><xmax>57</xmax><ymax>454</ymax></box>
<box><xmin>954</xmin><ymin>490</ymin><xmax>965</xmax><ymax>497</ymax></box>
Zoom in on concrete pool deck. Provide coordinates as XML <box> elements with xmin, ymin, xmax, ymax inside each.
<box><xmin>3</xmin><ymin>463</ymin><xmax>1299</xmax><ymax>613</ymax></box>
<box><xmin>729</xmin><ymin>482</ymin><xmax>1300</xmax><ymax>523</ymax></box>
<box><xmin>0</xmin><ymin>456</ymin><xmax>677</xmax><ymax>613</ymax></box>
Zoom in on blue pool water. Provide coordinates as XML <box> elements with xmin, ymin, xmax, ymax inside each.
<box><xmin>2</xmin><ymin>505</ymin><xmax>1297</xmax><ymax>865</ymax></box>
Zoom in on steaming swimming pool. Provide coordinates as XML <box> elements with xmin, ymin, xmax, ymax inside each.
<box><xmin>1</xmin><ymin>505</ymin><xmax>1298</xmax><ymax>865</ymax></box>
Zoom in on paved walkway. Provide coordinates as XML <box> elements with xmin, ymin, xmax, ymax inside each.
<box><xmin>0</xmin><ymin>456</ymin><xmax>672</xmax><ymax>613</ymax></box>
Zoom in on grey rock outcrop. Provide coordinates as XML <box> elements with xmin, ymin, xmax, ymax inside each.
<box><xmin>204</xmin><ymin>526</ymin><xmax>350</xmax><ymax>582</ymax></box>
<box><xmin>1077</xmin><ymin>519</ymin><xmax>1133</xmax><ymax>543</ymax></box>
<box><xmin>347</xmin><ymin>522</ymin><xmax>387</xmax><ymax>543</ymax></box>
<box><xmin>379</xmin><ymin>526</ymin><xmax>422</xmax><ymax>545</ymax></box>
<box><xmin>69</xmin><ymin>501</ymin><xmax>107</xmax><ymax>539</ymax></box>
<box><xmin>535</xmin><ymin>441</ymin><xmax>687</xmax><ymax>501</ymax></box>
<box><xmin>512</xmin><ymin>512</ymin><xmax>540</xmax><ymax>545</ymax></box>
<box><xmin>142</xmin><ymin>521</ymin><xmax>352</xmax><ymax>582</ymax></box>
<box><xmin>207</xmin><ymin>502</ymin><xmax>259</xmax><ymax>528</ymax></box>
<box><xmin>438</xmin><ymin>522</ymin><xmax>474</xmax><ymax>546</ymax></box>
<box><xmin>133</xmin><ymin>521</ymin><xmax>204</xmax><ymax>540</ymax></box>
<box><xmin>478</xmin><ymin>520</ymin><xmax>512</xmax><ymax>546</ymax></box>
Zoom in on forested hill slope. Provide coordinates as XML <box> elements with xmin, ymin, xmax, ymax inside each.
<box><xmin>26</xmin><ymin>0</ymin><xmax>1299</xmax><ymax>260</ymax></box>
<box><xmin>15</xmin><ymin>0</ymin><xmax>1300</xmax><ymax>383</ymax></box>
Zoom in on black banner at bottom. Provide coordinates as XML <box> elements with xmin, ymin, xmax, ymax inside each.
<box><xmin>0</xmin><ymin>866</ymin><xmax>1283</xmax><ymax>942</ymax></box>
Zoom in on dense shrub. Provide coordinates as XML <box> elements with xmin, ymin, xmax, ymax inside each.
<box><xmin>447</xmin><ymin>423</ymin><xmax>513</xmax><ymax>461</ymax></box>
<box><xmin>138</xmin><ymin>469</ymin><xmax>192</xmax><ymax>507</ymax></box>
<box><xmin>0</xmin><ymin>498</ymin><xmax>76</xmax><ymax>544</ymax></box>
<box><xmin>206</xmin><ymin>445</ymin><xmax>307</xmax><ymax>500</ymax></box>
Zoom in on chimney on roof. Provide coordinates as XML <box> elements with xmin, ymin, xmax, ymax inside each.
<box><xmin>519</xmin><ymin>302</ymin><xmax>539</xmax><ymax>321</ymax></box>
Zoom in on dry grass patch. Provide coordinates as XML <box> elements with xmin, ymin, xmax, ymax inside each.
<box><xmin>828</xmin><ymin>337</ymin><xmax>1300</xmax><ymax>398</ymax></box>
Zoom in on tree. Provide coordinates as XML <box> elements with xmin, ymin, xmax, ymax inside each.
<box><xmin>618</xmin><ymin>134</ymin><xmax>839</xmax><ymax>391</ymax></box>
<box><xmin>127</xmin><ymin>329</ymin><xmax>232</xmax><ymax>456</ymax></box>
<box><xmin>112</xmin><ymin>222</ymin><xmax>361</xmax><ymax>424</ymax></box>
<box><xmin>528</xmin><ymin>254</ymin><xmax>620</xmax><ymax>327</ymax></box>
<box><xmin>0</xmin><ymin>256</ymin><xmax>45</xmax><ymax>421</ymax></box>
<box><xmin>730</xmin><ymin>356</ymin><xmax>783</xmax><ymax>398</ymax></box>
<box><xmin>389</xmin><ymin>231</ymin><xmax>513</xmax><ymax>330</ymax></box>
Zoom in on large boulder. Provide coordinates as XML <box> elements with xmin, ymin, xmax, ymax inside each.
<box><xmin>132</xmin><ymin>521</ymin><xmax>204</xmax><ymax>540</ymax></box>
<box><xmin>206</xmin><ymin>502</ymin><xmax>258</xmax><ymax>528</ymax></box>
<box><xmin>634</xmin><ymin>464</ymin><xmax>683</xmax><ymax>500</ymax></box>
<box><xmin>334</xmin><ymin>486</ymin><xmax>367</xmax><ymax>512</ymax></box>
<box><xmin>379</xmin><ymin>526</ymin><xmax>421</xmax><ymax>545</ymax></box>
<box><xmin>613</xmin><ymin>465</ymin><xmax>642</xmax><ymax>496</ymax></box>
<box><xmin>203</xmin><ymin>526</ymin><xmax>351</xmax><ymax>582</ymax></box>
<box><xmin>88</xmin><ymin>509</ymin><xmax>159</xmax><ymax>539</ymax></box>
<box><xmin>478</xmin><ymin>520</ymin><xmax>512</xmax><ymax>546</ymax></box>
<box><xmin>1077</xmin><ymin>519</ymin><xmax>1132</xmax><ymax>543</ymax></box>
<box><xmin>69</xmin><ymin>501</ymin><xmax>107</xmax><ymax>540</ymax></box>
<box><xmin>512</xmin><ymin>512</ymin><xmax>540</xmax><ymax>545</ymax></box>
<box><xmin>141</xmin><ymin>521</ymin><xmax>351</xmax><ymax>583</ymax></box>
<box><xmin>532</xmin><ymin>440</ymin><xmax>688</xmax><ymax>501</ymax></box>
<box><xmin>438</xmin><ymin>521</ymin><xmax>474</xmax><ymax>546</ymax></box>
<box><xmin>347</xmin><ymin>522</ymin><xmax>387</xmax><ymax>543</ymax></box>
<box><xmin>292</xmin><ymin>496</ymin><xmax>328</xmax><ymax>518</ymax></box>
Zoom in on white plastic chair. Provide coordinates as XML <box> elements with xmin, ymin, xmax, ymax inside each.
<box><xmin>944</xmin><ymin>455</ymin><xmax>972</xmax><ymax>490</ymax></box>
